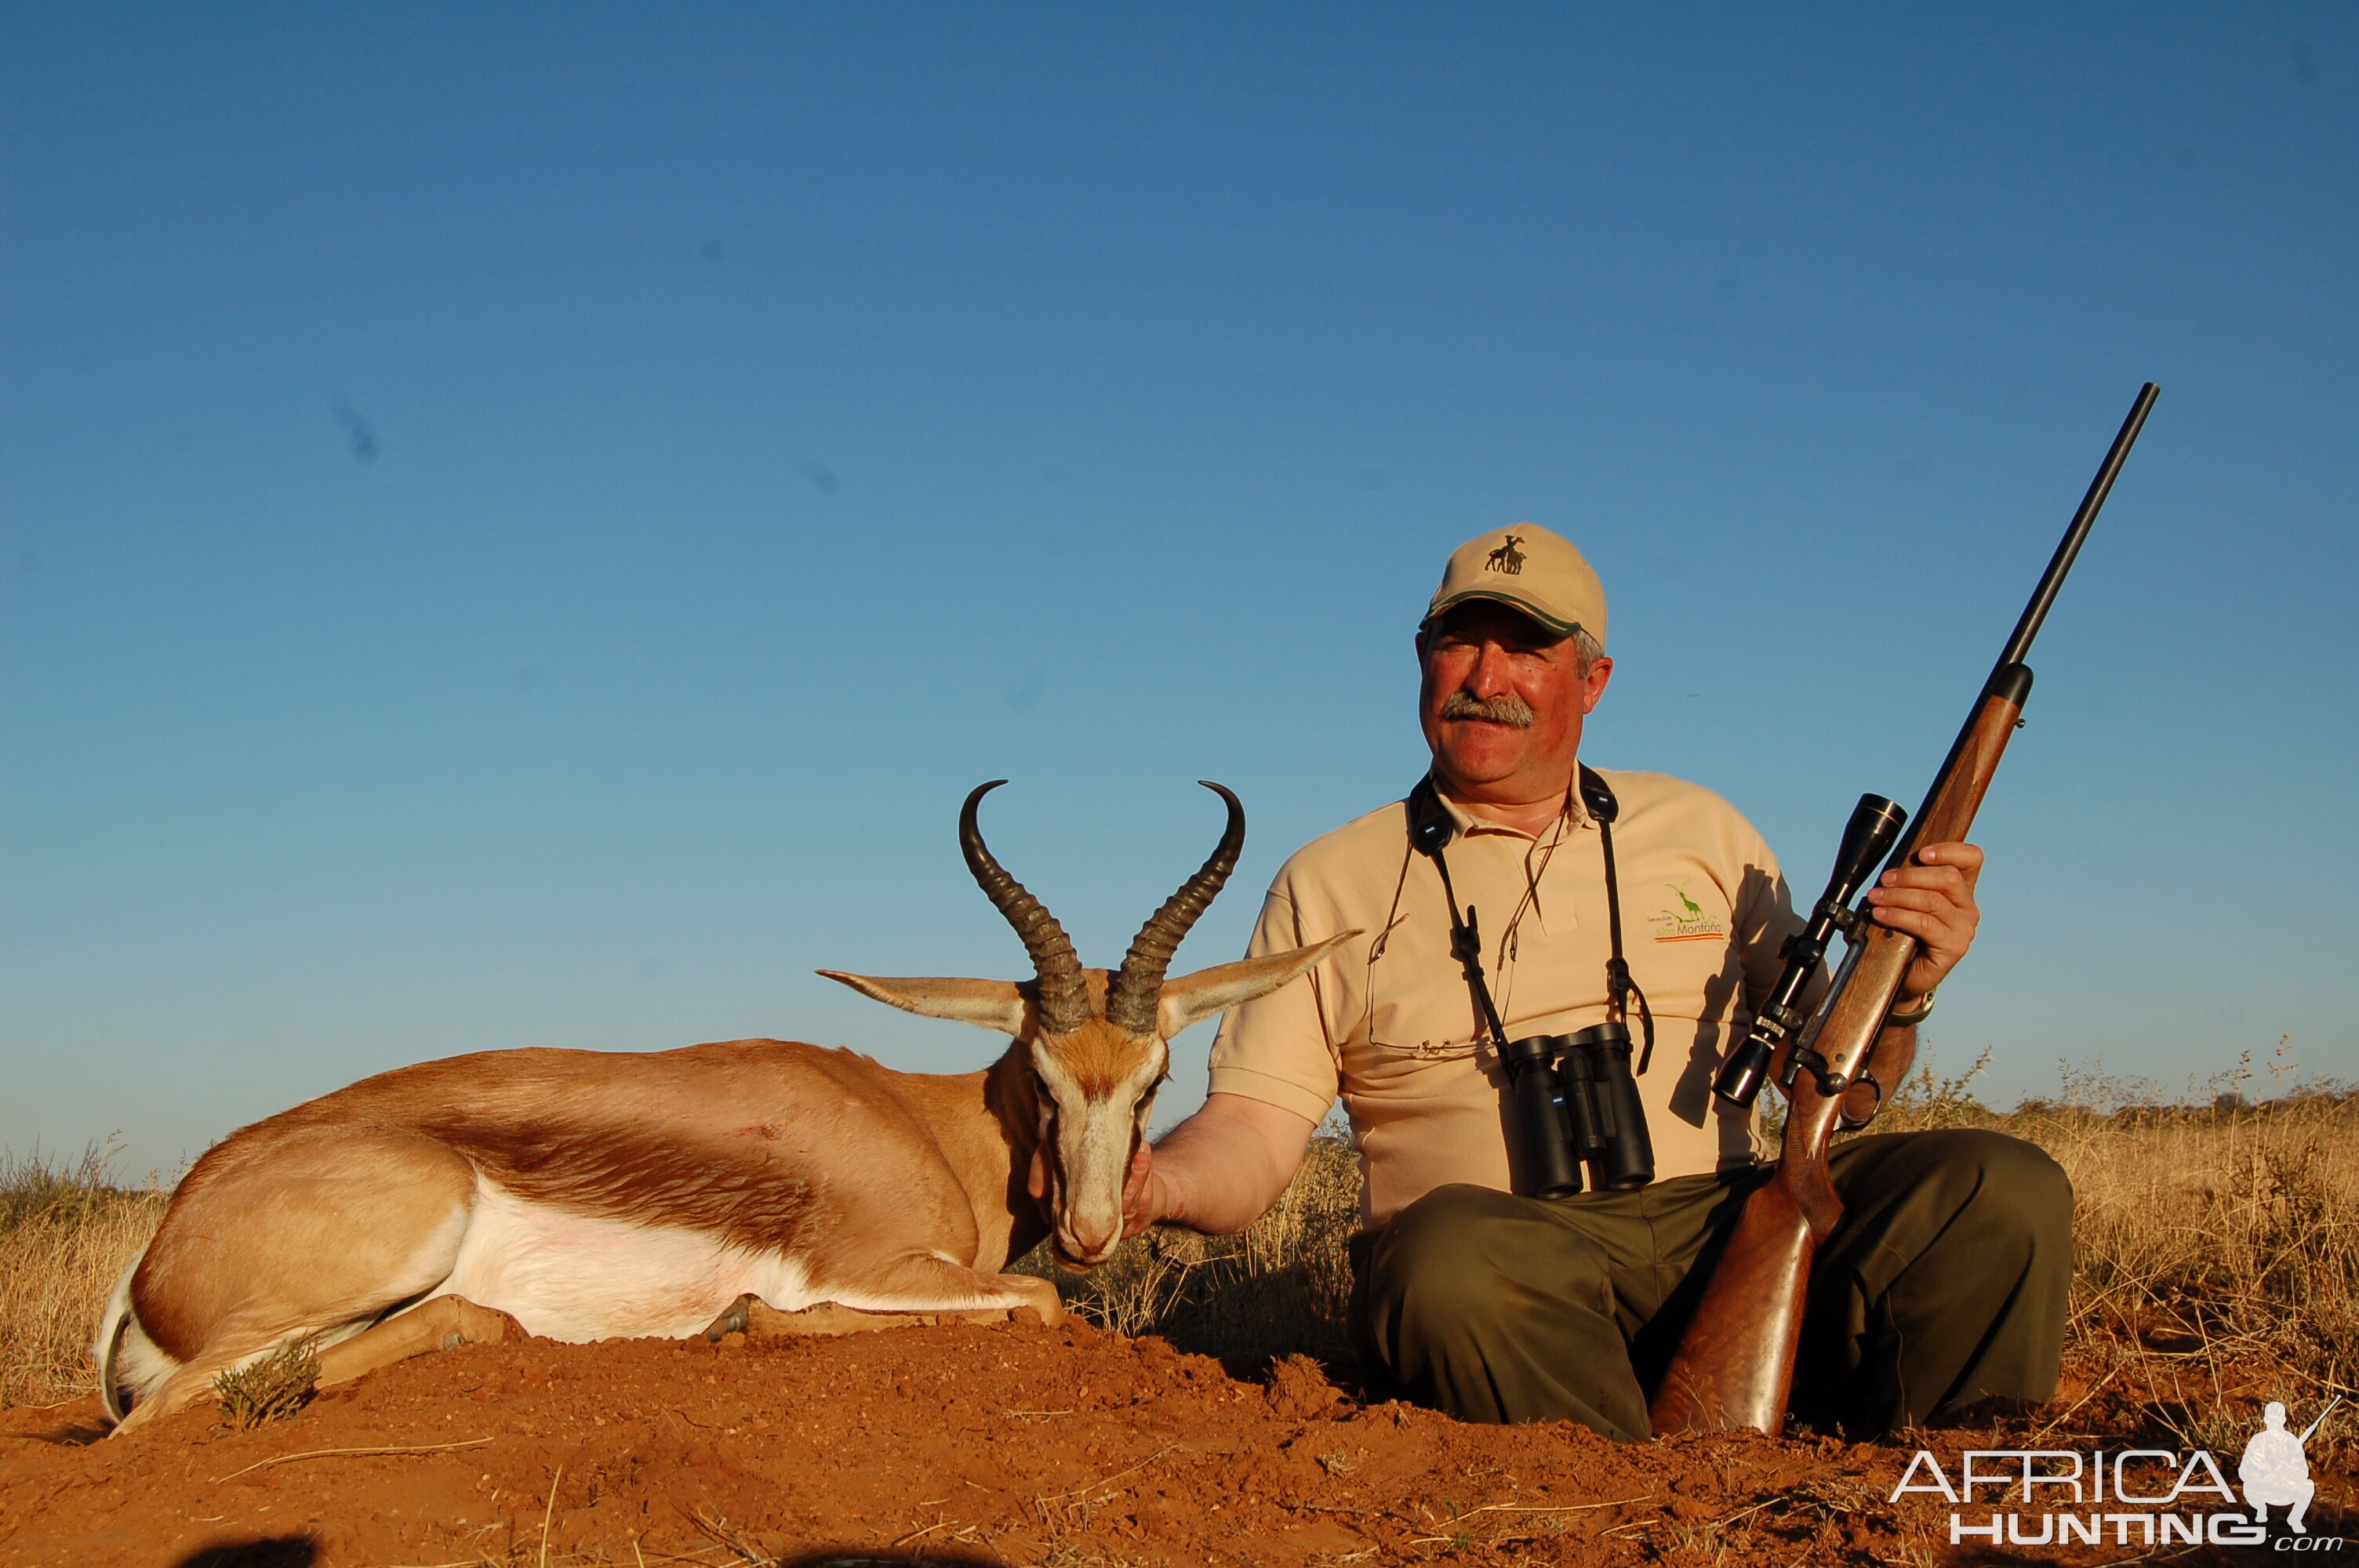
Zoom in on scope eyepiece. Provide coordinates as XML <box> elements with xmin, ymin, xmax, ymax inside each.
<box><xmin>1715</xmin><ymin>1036</ymin><xmax>1776</xmax><ymax>1107</ymax></box>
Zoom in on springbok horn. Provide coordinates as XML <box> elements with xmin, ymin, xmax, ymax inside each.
<box><xmin>959</xmin><ymin>780</ymin><xmax>1091</xmax><ymax>1036</ymax></box>
<box><xmin>1104</xmin><ymin>782</ymin><xmax>1246</xmax><ymax>1034</ymax></box>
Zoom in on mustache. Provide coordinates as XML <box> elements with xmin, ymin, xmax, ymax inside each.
<box><xmin>1439</xmin><ymin>690</ymin><xmax>1536</xmax><ymax>728</ymax></box>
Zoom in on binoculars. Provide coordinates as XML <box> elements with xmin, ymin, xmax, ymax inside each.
<box><xmin>1500</xmin><ymin>1022</ymin><xmax>1655</xmax><ymax>1198</ymax></box>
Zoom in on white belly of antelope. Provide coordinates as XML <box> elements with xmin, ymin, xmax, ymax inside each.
<box><xmin>425</xmin><ymin>1178</ymin><xmax>820</xmax><ymax>1342</ymax></box>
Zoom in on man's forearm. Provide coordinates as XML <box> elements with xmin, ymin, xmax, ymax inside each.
<box><xmin>1148</xmin><ymin>1092</ymin><xmax>1318</xmax><ymax>1235</ymax></box>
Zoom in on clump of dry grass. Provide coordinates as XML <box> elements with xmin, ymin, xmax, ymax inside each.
<box><xmin>1869</xmin><ymin>1042</ymin><xmax>2359</xmax><ymax>1465</ymax></box>
<box><xmin>0</xmin><ymin>1146</ymin><xmax>169</xmax><ymax>1407</ymax></box>
<box><xmin>213</xmin><ymin>1334</ymin><xmax>319</xmax><ymax>1429</ymax></box>
<box><xmin>1019</xmin><ymin>1125</ymin><xmax>1359</xmax><ymax>1369</ymax></box>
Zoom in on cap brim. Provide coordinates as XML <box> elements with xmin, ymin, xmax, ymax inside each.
<box><xmin>1421</xmin><ymin>589</ymin><xmax>1590</xmax><ymax>641</ymax></box>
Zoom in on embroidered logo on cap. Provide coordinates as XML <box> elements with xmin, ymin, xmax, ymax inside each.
<box><xmin>1484</xmin><ymin>534</ymin><xmax>1526</xmax><ymax>575</ymax></box>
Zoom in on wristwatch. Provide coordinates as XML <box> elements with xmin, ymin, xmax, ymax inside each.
<box><xmin>1886</xmin><ymin>988</ymin><xmax>1938</xmax><ymax>1027</ymax></box>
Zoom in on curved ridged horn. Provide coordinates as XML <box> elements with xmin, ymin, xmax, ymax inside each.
<box><xmin>1104</xmin><ymin>782</ymin><xmax>1246</xmax><ymax>1034</ymax></box>
<box><xmin>960</xmin><ymin>780</ymin><xmax>1090</xmax><ymax>1035</ymax></box>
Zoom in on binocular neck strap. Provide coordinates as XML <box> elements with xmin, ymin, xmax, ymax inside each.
<box><xmin>1406</xmin><ymin>771</ymin><xmax>1656</xmax><ymax>1069</ymax></box>
<box><xmin>1405</xmin><ymin>775</ymin><xmax>1510</xmax><ymax>1049</ymax></box>
<box><xmin>1578</xmin><ymin>766</ymin><xmax>1656</xmax><ymax>1070</ymax></box>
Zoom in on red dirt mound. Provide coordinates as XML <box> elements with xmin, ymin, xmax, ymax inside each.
<box><xmin>0</xmin><ymin>1322</ymin><xmax>2340</xmax><ymax>1566</ymax></box>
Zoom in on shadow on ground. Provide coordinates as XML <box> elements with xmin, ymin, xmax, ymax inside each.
<box><xmin>173</xmin><ymin>1538</ymin><xmax>318</xmax><ymax>1568</ymax></box>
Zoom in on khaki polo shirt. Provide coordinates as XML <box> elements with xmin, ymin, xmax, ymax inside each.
<box><xmin>1208</xmin><ymin>768</ymin><xmax>1805</xmax><ymax>1232</ymax></box>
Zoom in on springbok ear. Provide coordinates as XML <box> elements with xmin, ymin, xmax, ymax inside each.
<box><xmin>817</xmin><ymin>971</ymin><xmax>1032</xmax><ymax>1036</ymax></box>
<box><xmin>1154</xmin><ymin>931</ymin><xmax>1360</xmax><ymax>1040</ymax></box>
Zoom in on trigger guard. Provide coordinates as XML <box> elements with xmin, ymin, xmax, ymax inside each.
<box><xmin>1836</xmin><ymin>1070</ymin><xmax>1885</xmax><ymax>1133</ymax></box>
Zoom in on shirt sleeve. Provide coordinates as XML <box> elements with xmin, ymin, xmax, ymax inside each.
<box><xmin>1205</xmin><ymin>887</ymin><xmax>1345</xmax><ymax>1126</ymax></box>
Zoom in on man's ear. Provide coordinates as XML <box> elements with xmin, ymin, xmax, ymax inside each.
<box><xmin>817</xmin><ymin>971</ymin><xmax>1031</xmax><ymax>1036</ymax></box>
<box><xmin>1581</xmin><ymin>653</ymin><xmax>1614</xmax><ymax>713</ymax></box>
<box><xmin>1154</xmin><ymin>931</ymin><xmax>1360</xmax><ymax>1039</ymax></box>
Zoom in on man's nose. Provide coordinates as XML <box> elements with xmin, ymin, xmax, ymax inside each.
<box><xmin>1467</xmin><ymin>641</ymin><xmax>1517</xmax><ymax>696</ymax></box>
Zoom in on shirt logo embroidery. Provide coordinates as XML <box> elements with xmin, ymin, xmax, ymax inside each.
<box><xmin>1484</xmin><ymin>534</ymin><xmax>1525</xmax><ymax>575</ymax></box>
<box><xmin>1651</xmin><ymin>882</ymin><xmax>1726</xmax><ymax>943</ymax></box>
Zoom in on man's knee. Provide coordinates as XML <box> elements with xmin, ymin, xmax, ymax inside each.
<box><xmin>1364</xmin><ymin>1183</ymin><xmax>1531</xmax><ymax>1323</ymax></box>
<box><xmin>1842</xmin><ymin>1127</ymin><xmax>2072</xmax><ymax>1235</ymax></box>
<box><xmin>1358</xmin><ymin>1178</ymin><xmax>1594</xmax><ymax>1339</ymax></box>
<box><xmin>1925</xmin><ymin>1127</ymin><xmax>2072</xmax><ymax>1241</ymax></box>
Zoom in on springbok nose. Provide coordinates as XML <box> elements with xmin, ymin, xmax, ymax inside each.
<box><xmin>1059</xmin><ymin>1200</ymin><xmax>1125</xmax><ymax>1266</ymax></box>
<box><xmin>1063</xmin><ymin>1233</ymin><xmax>1120</xmax><ymax>1269</ymax></box>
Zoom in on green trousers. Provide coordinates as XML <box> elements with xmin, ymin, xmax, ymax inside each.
<box><xmin>1350</xmin><ymin>1128</ymin><xmax>2074</xmax><ymax>1441</ymax></box>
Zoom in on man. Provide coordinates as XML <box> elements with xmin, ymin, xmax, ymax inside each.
<box><xmin>1122</xmin><ymin>523</ymin><xmax>2072</xmax><ymax>1442</ymax></box>
<box><xmin>2240</xmin><ymin>1402</ymin><xmax>2317</xmax><ymax>1534</ymax></box>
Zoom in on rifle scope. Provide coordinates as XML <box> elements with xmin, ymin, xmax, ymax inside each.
<box><xmin>1714</xmin><ymin>793</ymin><xmax>1908</xmax><ymax>1108</ymax></box>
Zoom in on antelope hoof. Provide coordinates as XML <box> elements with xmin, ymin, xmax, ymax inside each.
<box><xmin>702</xmin><ymin>1293</ymin><xmax>758</xmax><ymax>1341</ymax></box>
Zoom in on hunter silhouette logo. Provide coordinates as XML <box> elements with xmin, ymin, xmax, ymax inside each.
<box><xmin>1888</xmin><ymin>1394</ymin><xmax>2344</xmax><ymax>1550</ymax></box>
<box><xmin>1650</xmin><ymin>883</ymin><xmax>1725</xmax><ymax>943</ymax></box>
<box><xmin>2243</xmin><ymin>1396</ymin><xmax>2338</xmax><ymax>1534</ymax></box>
<box><xmin>1484</xmin><ymin>534</ymin><xmax>1526</xmax><ymax>575</ymax></box>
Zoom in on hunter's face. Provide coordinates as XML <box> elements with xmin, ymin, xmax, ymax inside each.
<box><xmin>1416</xmin><ymin>601</ymin><xmax>1611</xmax><ymax>803</ymax></box>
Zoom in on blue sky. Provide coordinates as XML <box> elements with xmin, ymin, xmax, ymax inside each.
<box><xmin>5</xmin><ymin>5</ymin><xmax>2354</xmax><ymax>1174</ymax></box>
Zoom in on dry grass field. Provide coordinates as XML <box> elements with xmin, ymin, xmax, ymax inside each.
<box><xmin>7</xmin><ymin>1051</ymin><xmax>2354</xmax><ymax>1475</ymax></box>
<box><xmin>1864</xmin><ymin>1047</ymin><xmax>2359</xmax><ymax>1468</ymax></box>
<box><xmin>0</xmin><ymin>1148</ymin><xmax>166</xmax><ymax>1412</ymax></box>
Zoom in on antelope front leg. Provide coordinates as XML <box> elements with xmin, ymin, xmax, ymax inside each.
<box><xmin>700</xmin><ymin>1261</ymin><xmax>1063</xmax><ymax>1341</ymax></box>
<box><xmin>313</xmin><ymin>1296</ymin><xmax>525</xmax><ymax>1387</ymax></box>
<box><xmin>112</xmin><ymin>1296</ymin><xmax>523</xmax><ymax>1436</ymax></box>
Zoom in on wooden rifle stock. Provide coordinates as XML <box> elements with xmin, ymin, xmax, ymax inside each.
<box><xmin>1647</xmin><ymin>383</ymin><xmax>2158</xmax><ymax>1437</ymax></box>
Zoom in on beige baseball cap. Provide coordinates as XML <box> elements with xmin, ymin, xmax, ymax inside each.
<box><xmin>1422</xmin><ymin>524</ymin><xmax>1607</xmax><ymax>648</ymax></box>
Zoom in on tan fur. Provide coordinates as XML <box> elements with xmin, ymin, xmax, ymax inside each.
<box><xmin>313</xmin><ymin>1298</ymin><xmax>525</xmax><ymax>1387</ymax></box>
<box><xmin>723</xmin><ymin>1296</ymin><xmax>1056</xmax><ymax>1338</ymax></box>
<box><xmin>108</xmin><ymin>1039</ymin><xmax>1051</xmax><ymax>1432</ymax></box>
<box><xmin>107</xmin><ymin>936</ymin><xmax>1353</xmax><ymax>1436</ymax></box>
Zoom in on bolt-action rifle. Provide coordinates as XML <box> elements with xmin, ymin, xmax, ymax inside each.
<box><xmin>1648</xmin><ymin>383</ymin><xmax>2161</xmax><ymax>1437</ymax></box>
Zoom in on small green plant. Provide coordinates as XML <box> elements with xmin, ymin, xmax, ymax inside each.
<box><xmin>213</xmin><ymin>1335</ymin><xmax>320</xmax><ymax>1429</ymax></box>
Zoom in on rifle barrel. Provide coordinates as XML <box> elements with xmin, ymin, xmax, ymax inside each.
<box><xmin>1880</xmin><ymin>381</ymin><xmax>2160</xmax><ymax>877</ymax></box>
<box><xmin>1996</xmin><ymin>382</ymin><xmax>2159</xmax><ymax>672</ymax></box>
<box><xmin>1648</xmin><ymin>383</ymin><xmax>2161</xmax><ymax>1438</ymax></box>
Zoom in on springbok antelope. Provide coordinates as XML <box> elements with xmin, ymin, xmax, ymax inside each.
<box><xmin>96</xmin><ymin>781</ymin><xmax>1348</xmax><ymax>1434</ymax></box>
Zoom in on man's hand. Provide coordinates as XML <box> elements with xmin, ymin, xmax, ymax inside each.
<box><xmin>1121</xmin><ymin>1142</ymin><xmax>1170</xmax><ymax>1237</ymax></box>
<box><xmin>1862</xmin><ymin>840</ymin><xmax>1983</xmax><ymax>1004</ymax></box>
<box><xmin>1119</xmin><ymin>1093</ymin><xmax>1318</xmax><ymax>1238</ymax></box>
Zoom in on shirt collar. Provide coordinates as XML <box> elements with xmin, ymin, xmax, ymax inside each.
<box><xmin>1427</xmin><ymin>773</ymin><xmax>1590</xmax><ymax>844</ymax></box>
